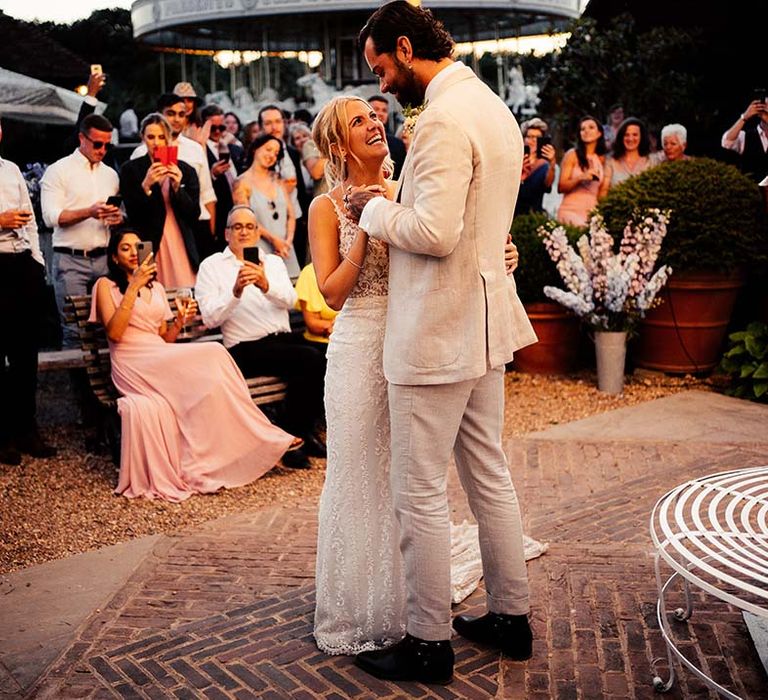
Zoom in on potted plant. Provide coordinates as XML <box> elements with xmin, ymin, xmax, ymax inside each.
<box><xmin>510</xmin><ymin>213</ymin><xmax>583</xmax><ymax>374</ymax></box>
<box><xmin>597</xmin><ymin>158</ymin><xmax>767</xmax><ymax>373</ymax></box>
<box><xmin>538</xmin><ymin>210</ymin><xmax>673</xmax><ymax>393</ymax></box>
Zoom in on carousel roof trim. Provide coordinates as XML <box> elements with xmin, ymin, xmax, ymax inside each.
<box><xmin>132</xmin><ymin>0</ymin><xmax>580</xmax><ymax>50</ymax></box>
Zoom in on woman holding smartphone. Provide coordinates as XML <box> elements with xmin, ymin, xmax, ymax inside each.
<box><xmin>120</xmin><ymin>113</ymin><xmax>200</xmax><ymax>288</ymax></box>
<box><xmin>90</xmin><ymin>228</ymin><xmax>300</xmax><ymax>502</ymax></box>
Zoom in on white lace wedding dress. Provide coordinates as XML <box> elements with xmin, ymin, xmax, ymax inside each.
<box><xmin>313</xmin><ymin>196</ymin><xmax>407</xmax><ymax>655</ymax></box>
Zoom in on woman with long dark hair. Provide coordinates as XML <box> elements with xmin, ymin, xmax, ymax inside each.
<box><xmin>233</xmin><ymin>133</ymin><xmax>300</xmax><ymax>277</ymax></box>
<box><xmin>89</xmin><ymin>228</ymin><xmax>299</xmax><ymax>502</ymax></box>
<box><xmin>600</xmin><ymin>117</ymin><xmax>659</xmax><ymax>196</ymax></box>
<box><xmin>556</xmin><ymin>115</ymin><xmax>607</xmax><ymax>226</ymax></box>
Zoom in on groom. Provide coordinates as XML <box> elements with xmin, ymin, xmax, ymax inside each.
<box><xmin>345</xmin><ymin>0</ymin><xmax>538</xmax><ymax>685</ymax></box>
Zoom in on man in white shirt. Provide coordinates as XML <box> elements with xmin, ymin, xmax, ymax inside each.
<box><xmin>131</xmin><ymin>94</ymin><xmax>217</xmax><ymax>258</ymax></box>
<box><xmin>721</xmin><ymin>96</ymin><xmax>768</xmax><ymax>182</ymax></box>
<box><xmin>196</xmin><ymin>205</ymin><xmax>326</xmax><ymax>469</ymax></box>
<box><xmin>0</xmin><ymin>119</ymin><xmax>57</xmax><ymax>464</ymax></box>
<box><xmin>41</xmin><ymin>113</ymin><xmax>122</xmax><ymax>348</ymax></box>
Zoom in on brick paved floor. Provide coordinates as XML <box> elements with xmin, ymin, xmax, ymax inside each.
<box><xmin>28</xmin><ymin>437</ymin><xmax>768</xmax><ymax>699</ymax></box>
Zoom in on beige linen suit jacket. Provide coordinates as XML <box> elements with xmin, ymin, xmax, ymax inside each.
<box><xmin>364</xmin><ymin>63</ymin><xmax>537</xmax><ymax>385</ymax></box>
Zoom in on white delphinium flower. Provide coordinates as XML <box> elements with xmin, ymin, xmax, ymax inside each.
<box><xmin>636</xmin><ymin>265</ymin><xmax>672</xmax><ymax>312</ymax></box>
<box><xmin>543</xmin><ymin>286</ymin><xmax>594</xmax><ymax>317</ymax></box>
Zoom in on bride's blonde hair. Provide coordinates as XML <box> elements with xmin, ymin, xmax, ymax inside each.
<box><xmin>312</xmin><ymin>95</ymin><xmax>393</xmax><ymax>189</ymax></box>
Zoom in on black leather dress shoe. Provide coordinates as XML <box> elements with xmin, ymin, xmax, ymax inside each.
<box><xmin>302</xmin><ymin>434</ymin><xmax>326</xmax><ymax>458</ymax></box>
<box><xmin>355</xmin><ymin>633</ymin><xmax>454</xmax><ymax>684</ymax></box>
<box><xmin>281</xmin><ymin>448</ymin><xmax>311</xmax><ymax>469</ymax></box>
<box><xmin>453</xmin><ymin>612</ymin><xmax>532</xmax><ymax>660</ymax></box>
<box><xmin>15</xmin><ymin>432</ymin><xmax>57</xmax><ymax>459</ymax></box>
<box><xmin>0</xmin><ymin>444</ymin><xmax>22</xmax><ymax>466</ymax></box>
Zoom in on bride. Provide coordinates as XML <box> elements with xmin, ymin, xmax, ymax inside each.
<box><xmin>309</xmin><ymin>96</ymin><xmax>519</xmax><ymax>655</ymax></box>
<box><xmin>309</xmin><ymin>96</ymin><xmax>403</xmax><ymax>655</ymax></box>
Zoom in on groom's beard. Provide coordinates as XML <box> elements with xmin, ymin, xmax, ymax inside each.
<box><xmin>390</xmin><ymin>55</ymin><xmax>425</xmax><ymax>109</ymax></box>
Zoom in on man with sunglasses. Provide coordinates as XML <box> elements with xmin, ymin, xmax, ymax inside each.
<box><xmin>41</xmin><ymin>113</ymin><xmax>122</xmax><ymax>348</ymax></box>
<box><xmin>201</xmin><ymin>104</ymin><xmax>245</xmax><ymax>250</ymax></box>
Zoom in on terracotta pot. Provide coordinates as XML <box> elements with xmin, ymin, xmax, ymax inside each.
<box><xmin>512</xmin><ymin>302</ymin><xmax>581</xmax><ymax>374</ymax></box>
<box><xmin>634</xmin><ymin>270</ymin><xmax>746</xmax><ymax>373</ymax></box>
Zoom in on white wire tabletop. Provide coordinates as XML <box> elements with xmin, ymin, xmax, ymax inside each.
<box><xmin>650</xmin><ymin>465</ymin><xmax>768</xmax><ymax>698</ymax></box>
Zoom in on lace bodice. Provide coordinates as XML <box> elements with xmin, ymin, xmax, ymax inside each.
<box><xmin>325</xmin><ymin>195</ymin><xmax>388</xmax><ymax>298</ymax></box>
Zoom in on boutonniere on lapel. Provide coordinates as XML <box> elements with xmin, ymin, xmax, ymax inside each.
<box><xmin>401</xmin><ymin>102</ymin><xmax>428</xmax><ymax>139</ymax></box>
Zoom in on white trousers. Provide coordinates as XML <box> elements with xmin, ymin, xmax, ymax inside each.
<box><xmin>388</xmin><ymin>366</ymin><xmax>529</xmax><ymax>641</ymax></box>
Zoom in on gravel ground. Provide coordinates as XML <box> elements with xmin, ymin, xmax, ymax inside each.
<box><xmin>0</xmin><ymin>369</ymin><xmax>716</xmax><ymax>575</ymax></box>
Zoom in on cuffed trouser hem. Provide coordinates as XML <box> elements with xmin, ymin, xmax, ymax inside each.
<box><xmin>406</xmin><ymin>620</ymin><xmax>452</xmax><ymax>642</ymax></box>
<box><xmin>487</xmin><ymin>589</ymin><xmax>530</xmax><ymax>616</ymax></box>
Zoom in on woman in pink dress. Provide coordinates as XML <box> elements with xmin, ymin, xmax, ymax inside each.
<box><xmin>89</xmin><ymin>228</ymin><xmax>299</xmax><ymax>502</ymax></box>
<box><xmin>556</xmin><ymin>116</ymin><xmax>607</xmax><ymax>227</ymax></box>
<box><xmin>120</xmin><ymin>113</ymin><xmax>199</xmax><ymax>289</ymax></box>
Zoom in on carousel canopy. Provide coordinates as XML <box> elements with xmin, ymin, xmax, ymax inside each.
<box><xmin>132</xmin><ymin>0</ymin><xmax>580</xmax><ymax>52</ymax></box>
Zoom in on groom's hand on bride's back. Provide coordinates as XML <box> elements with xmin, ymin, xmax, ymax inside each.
<box><xmin>344</xmin><ymin>184</ymin><xmax>387</xmax><ymax>224</ymax></box>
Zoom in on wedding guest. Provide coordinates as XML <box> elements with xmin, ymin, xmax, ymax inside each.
<box><xmin>294</xmin><ymin>262</ymin><xmax>337</xmax><ymax>355</ymax></box>
<box><xmin>242</xmin><ymin>120</ymin><xmax>261</xmax><ymax>155</ymax></box>
<box><xmin>516</xmin><ymin>117</ymin><xmax>557</xmax><ymax>215</ymax></box>
<box><xmin>195</xmin><ymin>205</ymin><xmax>327</xmax><ymax>470</ymax></box>
<box><xmin>41</xmin><ymin>113</ymin><xmax>123</xmax><ymax>347</ymax></box>
<box><xmin>120</xmin><ymin>114</ymin><xmax>200</xmax><ymax>288</ymax></box>
<box><xmin>173</xmin><ymin>82</ymin><xmax>204</xmax><ymax>142</ymax></box>
<box><xmin>659</xmin><ymin>123</ymin><xmax>690</xmax><ymax>163</ymax></box>
<box><xmin>223</xmin><ymin>111</ymin><xmax>244</xmax><ymax>147</ymax></box>
<box><xmin>721</xmin><ymin>96</ymin><xmax>768</xmax><ymax>183</ymax></box>
<box><xmin>201</xmin><ymin>104</ymin><xmax>245</xmax><ymax>247</ymax></box>
<box><xmin>600</xmin><ymin>117</ymin><xmax>659</xmax><ymax>196</ymax></box>
<box><xmin>556</xmin><ymin>116</ymin><xmax>606</xmax><ymax>226</ymax></box>
<box><xmin>0</xmin><ymin>119</ymin><xmax>57</xmax><ymax>465</ymax></box>
<box><xmin>90</xmin><ymin>228</ymin><xmax>298</xmax><ymax>501</ymax></box>
<box><xmin>369</xmin><ymin>94</ymin><xmax>407</xmax><ymax>179</ymax></box>
<box><xmin>603</xmin><ymin>103</ymin><xmax>624</xmax><ymax>152</ymax></box>
<box><xmin>233</xmin><ymin>134</ymin><xmax>300</xmax><ymax>278</ymax></box>
<box><xmin>290</xmin><ymin>123</ymin><xmax>328</xmax><ymax>198</ymax></box>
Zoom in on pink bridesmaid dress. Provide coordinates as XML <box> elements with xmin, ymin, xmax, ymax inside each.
<box><xmin>155</xmin><ymin>179</ymin><xmax>196</xmax><ymax>289</ymax></box>
<box><xmin>89</xmin><ymin>278</ymin><xmax>293</xmax><ymax>502</ymax></box>
<box><xmin>557</xmin><ymin>154</ymin><xmax>604</xmax><ymax>227</ymax></box>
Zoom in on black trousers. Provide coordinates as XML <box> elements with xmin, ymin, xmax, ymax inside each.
<box><xmin>228</xmin><ymin>332</ymin><xmax>325</xmax><ymax>438</ymax></box>
<box><xmin>0</xmin><ymin>251</ymin><xmax>46</xmax><ymax>444</ymax></box>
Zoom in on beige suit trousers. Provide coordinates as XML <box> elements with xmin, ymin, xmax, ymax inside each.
<box><xmin>388</xmin><ymin>366</ymin><xmax>529</xmax><ymax>641</ymax></box>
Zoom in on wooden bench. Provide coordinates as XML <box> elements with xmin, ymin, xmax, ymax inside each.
<box><xmin>64</xmin><ymin>290</ymin><xmax>292</xmax><ymax>462</ymax></box>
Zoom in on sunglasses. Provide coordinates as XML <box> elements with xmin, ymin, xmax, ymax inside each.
<box><xmin>82</xmin><ymin>133</ymin><xmax>111</xmax><ymax>150</ymax></box>
<box><xmin>268</xmin><ymin>201</ymin><xmax>279</xmax><ymax>220</ymax></box>
<box><xmin>209</xmin><ymin>124</ymin><xmax>227</xmax><ymax>133</ymax></box>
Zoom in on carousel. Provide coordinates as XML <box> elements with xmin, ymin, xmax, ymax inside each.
<box><xmin>131</xmin><ymin>0</ymin><xmax>579</xmax><ymax>118</ymax></box>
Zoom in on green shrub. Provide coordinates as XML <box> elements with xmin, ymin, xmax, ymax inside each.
<box><xmin>511</xmin><ymin>213</ymin><xmax>584</xmax><ymax>304</ymax></box>
<box><xmin>597</xmin><ymin>158</ymin><xmax>766</xmax><ymax>271</ymax></box>
<box><xmin>720</xmin><ymin>322</ymin><xmax>768</xmax><ymax>402</ymax></box>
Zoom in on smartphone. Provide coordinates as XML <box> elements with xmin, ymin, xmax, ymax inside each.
<box><xmin>90</xmin><ymin>64</ymin><xmax>102</xmax><ymax>75</ymax></box>
<box><xmin>523</xmin><ymin>144</ymin><xmax>530</xmax><ymax>156</ymax></box>
<box><xmin>243</xmin><ymin>246</ymin><xmax>261</xmax><ymax>265</ymax></box>
<box><xmin>753</xmin><ymin>88</ymin><xmax>767</xmax><ymax>104</ymax></box>
<box><xmin>219</xmin><ymin>151</ymin><xmax>231</xmax><ymax>163</ymax></box>
<box><xmin>152</xmin><ymin>145</ymin><xmax>178</xmax><ymax>166</ymax></box>
<box><xmin>537</xmin><ymin>135</ymin><xmax>552</xmax><ymax>158</ymax></box>
<box><xmin>106</xmin><ymin>195</ymin><xmax>122</xmax><ymax>208</ymax></box>
<box><xmin>136</xmin><ymin>241</ymin><xmax>153</xmax><ymax>266</ymax></box>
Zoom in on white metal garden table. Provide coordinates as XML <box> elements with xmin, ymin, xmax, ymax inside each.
<box><xmin>650</xmin><ymin>465</ymin><xmax>768</xmax><ymax>698</ymax></box>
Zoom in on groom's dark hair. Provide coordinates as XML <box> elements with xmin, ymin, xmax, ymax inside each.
<box><xmin>358</xmin><ymin>1</ymin><xmax>454</xmax><ymax>61</ymax></box>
